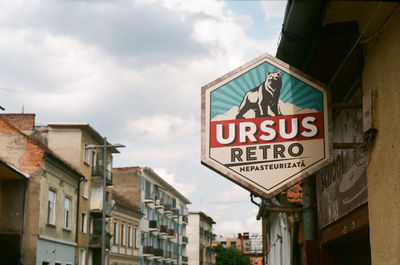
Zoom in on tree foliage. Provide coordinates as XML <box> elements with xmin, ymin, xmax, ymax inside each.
<box><xmin>213</xmin><ymin>245</ymin><xmax>250</xmax><ymax>265</ymax></box>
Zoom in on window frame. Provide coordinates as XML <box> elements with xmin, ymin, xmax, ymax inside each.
<box><xmin>120</xmin><ymin>223</ymin><xmax>125</xmax><ymax>246</ymax></box>
<box><xmin>81</xmin><ymin>212</ymin><xmax>87</xmax><ymax>233</ymax></box>
<box><xmin>64</xmin><ymin>196</ymin><xmax>72</xmax><ymax>229</ymax></box>
<box><xmin>82</xmin><ymin>179</ymin><xmax>89</xmax><ymax>199</ymax></box>
<box><xmin>128</xmin><ymin>225</ymin><xmax>132</xmax><ymax>248</ymax></box>
<box><xmin>47</xmin><ymin>189</ymin><xmax>56</xmax><ymax>225</ymax></box>
<box><xmin>113</xmin><ymin>221</ymin><xmax>118</xmax><ymax>245</ymax></box>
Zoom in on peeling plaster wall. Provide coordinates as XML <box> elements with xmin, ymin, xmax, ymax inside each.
<box><xmin>363</xmin><ymin>10</ymin><xmax>400</xmax><ymax>265</ymax></box>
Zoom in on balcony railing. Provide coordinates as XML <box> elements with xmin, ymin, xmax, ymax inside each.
<box><xmin>91</xmin><ymin>166</ymin><xmax>113</xmax><ymax>186</ymax></box>
<box><xmin>204</xmin><ymin>230</ymin><xmax>216</xmax><ymax>239</ymax></box>
<box><xmin>172</xmin><ymin>208</ymin><xmax>179</xmax><ymax>218</ymax></box>
<box><xmin>182</xmin><ymin>256</ymin><xmax>189</xmax><ymax>263</ymax></box>
<box><xmin>182</xmin><ymin>236</ymin><xmax>188</xmax><ymax>244</ymax></box>
<box><xmin>149</xmin><ymin>220</ymin><xmax>158</xmax><ymax>231</ymax></box>
<box><xmin>165</xmin><ymin>251</ymin><xmax>172</xmax><ymax>259</ymax></box>
<box><xmin>154</xmin><ymin>248</ymin><xmax>164</xmax><ymax>258</ymax></box>
<box><xmin>143</xmin><ymin>246</ymin><xmax>155</xmax><ymax>255</ymax></box>
<box><xmin>89</xmin><ymin>234</ymin><xmax>111</xmax><ymax>249</ymax></box>
<box><xmin>164</xmin><ymin>204</ymin><xmax>172</xmax><ymax>213</ymax></box>
<box><xmin>182</xmin><ymin>216</ymin><xmax>189</xmax><ymax>224</ymax></box>
<box><xmin>160</xmin><ymin>225</ymin><xmax>168</xmax><ymax>234</ymax></box>
<box><xmin>167</xmin><ymin>228</ymin><xmax>176</xmax><ymax>237</ymax></box>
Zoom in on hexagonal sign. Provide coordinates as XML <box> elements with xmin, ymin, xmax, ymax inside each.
<box><xmin>201</xmin><ymin>53</ymin><xmax>332</xmax><ymax>199</ymax></box>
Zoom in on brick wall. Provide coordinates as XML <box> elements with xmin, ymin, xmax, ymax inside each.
<box><xmin>112</xmin><ymin>167</ymin><xmax>142</xmax><ymax>208</ymax></box>
<box><xmin>0</xmin><ymin>114</ymin><xmax>35</xmax><ymax>131</ymax></box>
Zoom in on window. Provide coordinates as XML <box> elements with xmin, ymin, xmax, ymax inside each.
<box><xmin>113</xmin><ymin>221</ymin><xmax>118</xmax><ymax>245</ymax></box>
<box><xmin>128</xmin><ymin>225</ymin><xmax>132</xmax><ymax>248</ymax></box>
<box><xmin>135</xmin><ymin>227</ymin><xmax>139</xmax><ymax>249</ymax></box>
<box><xmin>64</xmin><ymin>197</ymin><xmax>71</xmax><ymax>229</ymax></box>
<box><xmin>47</xmin><ymin>190</ymin><xmax>56</xmax><ymax>225</ymax></box>
<box><xmin>79</xmin><ymin>248</ymin><xmax>86</xmax><ymax>265</ymax></box>
<box><xmin>120</xmin><ymin>223</ymin><xmax>125</xmax><ymax>246</ymax></box>
<box><xmin>83</xmin><ymin>144</ymin><xmax>89</xmax><ymax>164</ymax></box>
<box><xmin>92</xmin><ymin>151</ymin><xmax>97</xmax><ymax>167</ymax></box>
<box><xmin>81</xmin><ymin>212</ymin><xmax>87</xmax><ymax>233</ymax></box>
<box><xmin>82</xmin><ymin>179</ymin><xmax>88</xmax><ymax>199</ymax></box>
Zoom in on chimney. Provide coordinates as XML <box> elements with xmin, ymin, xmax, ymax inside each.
<box><xmin>0</xmin><ymin>114</ymin><xmax>36</xmax><ymax>131</ymax></box>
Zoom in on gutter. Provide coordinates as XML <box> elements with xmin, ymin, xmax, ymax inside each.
<box><xmin>276</xmin><ymin>0</ymin><xmax>326</xmax><ymax>69</ymax></box>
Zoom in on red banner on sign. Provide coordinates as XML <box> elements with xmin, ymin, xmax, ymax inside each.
<box><xmin>210</xmin><ymin>113</ymin><xmax>324</xmax><ymax>148</ymax></box>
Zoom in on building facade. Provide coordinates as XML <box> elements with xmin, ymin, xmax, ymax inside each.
<box><xmin>187</xmin><ymin>212</ymin><xmax>216</xmax><ymax>265</ymax></box>
<box><xmin>141</xmin><ymin>168</ymin><xmax>190</xmax><ymax>265</ymax></box>
<box><xmin>34</xmin><ymin>123</ymin><xmax>120</xmax><ymax>265</ymax></box>
<box><xmin>0</xmin><ymin>114</ymin><xmax>82</xmax><ymax>265</ymax></box>
<box><xmin>109</xmin><ymin>192</ymin><xmax>142</xmax><ymax>265</ymax></box>
<box><xmin>256</xmin><ymin>1</ymin><xmax>400</xmax><ymax>265</ymax></box>
<box><xmin>112</xmin><ymin>167</ymin><xmax>191</xmax><ymax>265</ymax></box>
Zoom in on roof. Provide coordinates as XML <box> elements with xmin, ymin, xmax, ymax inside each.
<box><xmin>0</xmin><ymin>116</ymin><xmax>84</xmax><ymax>180</ymax></box>
<box><xmin>189</xmin><ymin>211</ymin><xmax>216</xmax><ymax>224</ymax></box>
<box><xmin>0</xmin><ymin>159</ymin><xmax>29</xmax><ymax>179</ymax></box>
<box><xmin>47</xmin><ymin>123</ymin><xmax>121</xmax><ymax>153</ymax></box>
<box><xmin>143</xmin><ymin>167</ymin><xmax>191</xmax><ymax>205</ymax></box>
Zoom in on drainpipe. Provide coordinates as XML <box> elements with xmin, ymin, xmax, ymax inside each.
<box><xmin>276</xmin><ymin>0</ymin><xmax>326</xmax><ymax>70</ymax></box>
<box><xmin>20</xmin><ymin>179</ymin><xmax>28</xmax><ymax>265</ymax></box>
<box><xmin>75</xmin><ymin>176</ymin><xmax>84</xmax><ymax>265</ymax></box>
<box><xmin>302</xmin><ymin>176</ymin><xmax>317</xmax><ymax>241</ymax></box>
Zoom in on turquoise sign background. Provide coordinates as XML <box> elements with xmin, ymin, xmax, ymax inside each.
<box><xmin>210</xmin><ymin>62</ymin><xmax>323</xmax><ymax>120</ymax></box>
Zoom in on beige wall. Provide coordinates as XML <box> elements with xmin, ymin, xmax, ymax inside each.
<box><xmin>112</xmin><ymin>168</ymin><xmax>141</xmax><ymax>209</ymax></box>
<box><xmin>38</xmin><ymin>159</ymin><xmax>79</xmax><ymax>244</ymax></box>
<box><xmin>187</xmin><ymin>214</ymin><xmax>200</xmax><ymax>265</ymax></box>
<box><xmin>363</xmin><ymin>10</ymin><xmax>400</xmax><ymax>265</ymax></box>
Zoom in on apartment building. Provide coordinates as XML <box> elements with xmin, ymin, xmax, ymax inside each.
<box><xmin>109</xmin><ymin>192</ymin><xmax>142</xmax><ymax>265</ymax></box>
<box><xmin>34</xmin><ymin>123</ymin><xmax>121</xmax><ymax>265</ymax></box>
<box><xmin>187</xmin><ymin>212</ymin><xmax>216</xmax><ymax>265</ymax></box>
<box><xmin>0</xmin><ymin>114</ymin><xmax>82</xmax><ymax>265</ymax></box>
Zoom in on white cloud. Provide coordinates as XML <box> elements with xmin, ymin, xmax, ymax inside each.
<box><xmin>0</xmin><ymin>0</ymin><xmax>284</xmax><ymax>236</ymax></box>
<box><xmin>154</xmin><ymin>167</ymin><xmax>196</xmax><ymax>197</ymax></box>
<box><xmin>262</xmin><ymin>1</ymin><xmax>287</xmax><ymax>20</ymax></box>
<box><xmin>126</xmin><ymin>115</ymin><xmax>197</xmax><ymax>141</ymax></box>
<box><xmin>215</xmin><ymin>219</ymin><xmax>245</xmax><ymax>235</ymax></box>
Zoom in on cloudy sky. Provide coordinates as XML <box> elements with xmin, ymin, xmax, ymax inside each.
<box><xmin>1</xmin><ymin>0</ymin><xmax>286</xmax><ymax>235</ymax></box>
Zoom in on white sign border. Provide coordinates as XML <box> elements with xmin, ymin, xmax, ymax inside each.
<box><xmin>201</xmin><ymin>53</ymin><xmax>333</xmax><ymax>199</ymax></box>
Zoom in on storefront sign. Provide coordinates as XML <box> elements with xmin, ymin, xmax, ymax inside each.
<box><xmin>316</xmin><ymin>108</ymin><xmax>367</xmax><ymax>228</ymax></box>
<box><xmin>201</xmin><ymin>53</ymin><xmax>332</xmax><ymax>198</ymax></box>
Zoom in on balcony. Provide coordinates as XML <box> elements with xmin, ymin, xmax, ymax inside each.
<box><xmin>182</xmin><ymin>216</ymin><xmax>188</xmax><ymax>224</ymax></box>
<box><xmin>154</xmin><ymin>248</ymin><xmax>164</xmax><ymax>259</ymax></box>
<box><xmin>89</xmin><ymin>233</ymin><xmax>111</xmax><ymax>249</ymax></box>
<box><xmin>171</xmin><ymin>208</ymin><xmax>179</xmax><ymax>218</ymax></box>
<box><xmin>90</xmin><ymin>200</ymin><xmax>112</xmax><ymax>217</ymax></box>
<box><xmin>144</xmin><ymin>192</ymin><xmax>154</xmax><ymax>204</ymax></box>
<box><xmin>91</xmin><ymin>165</ymin><xmax>113</xmax><ymax>186</ymax></box>
<box><xmin>182</xmin><ymin>256</ymin><xmax>189</xmax><ymax>264</ymax></box>
<box><xmin>143</xmin><ymin>246</ymin><xmax>155</xmax><ymax>256</ymax></box>
<box><xmin>165</xmin><ymin>251</ymin><xmax>172</xmax><ymax>259</ymax></box>
<box><xmin>206</xmin><ymin>246</ymin><xmax>214</xmax><ymax>253</ymax></box>
<box><xmin>167</xmin><ymin>228</ymin><xmax>176</xmax><ymax>238</ymax></box>
<box><xmin>149</xmin><ymin>220</ymin><xmax>158</xmax><ymax>232</ymax></box>
<box><xmin>154</xmin><ymin>199</ymin><xmax>164</xmax><ymax>210</ymax></box>
<box><xmin>164</xmin><ymin>204</ymin><xmax>172</xmax><ymax>214</ymax></box>
<box><xmin>204</xmin><ymin>230</ymin><xmax>216</xmax><ymax>240</ymax></box>
<box><xmin>181</xmin><ymin>236</ymin><xmax>188</xmax><ymax>244</ymax></box>
<box><xmin>159</xmin><ymin>225</ymin><xmax>168</xmax><ymax>236</ymax></box>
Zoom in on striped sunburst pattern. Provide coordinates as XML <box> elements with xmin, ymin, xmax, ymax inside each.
<box><xmin>210</xmin><ymin>62</ymin><xmax>323</xmax><ymax>120</ymax></box>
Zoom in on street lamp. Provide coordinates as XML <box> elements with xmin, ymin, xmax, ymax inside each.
<box><xmin>85</xmin><ymin>137</ymin><xmax>124</xmax><ymax>265</ymax></box>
